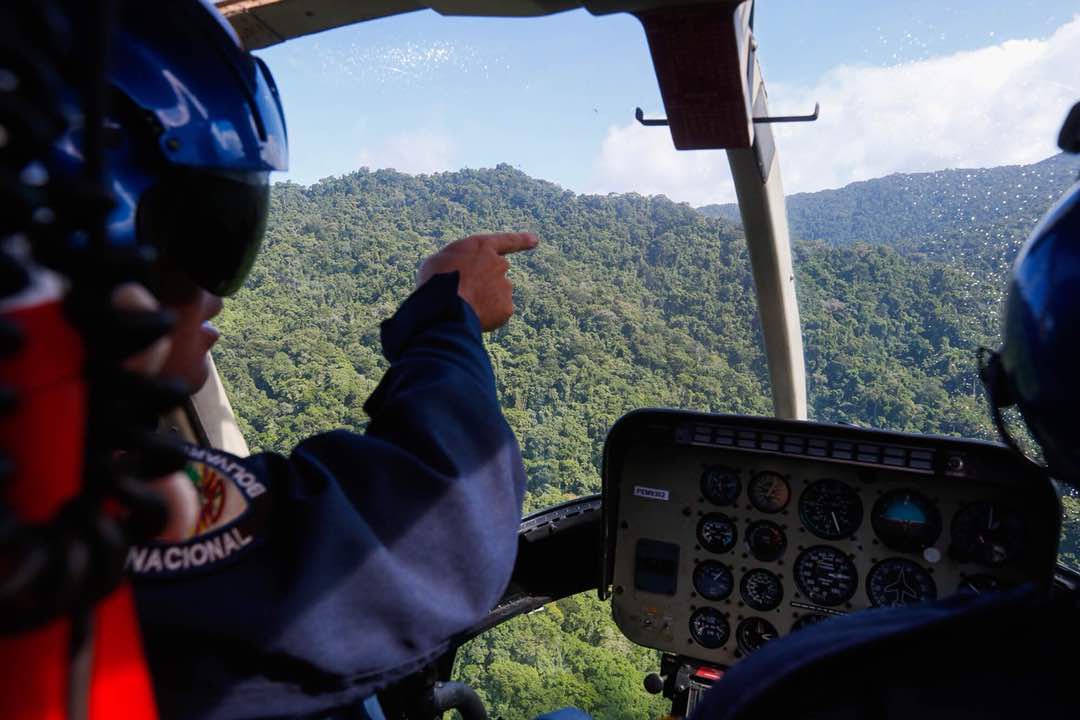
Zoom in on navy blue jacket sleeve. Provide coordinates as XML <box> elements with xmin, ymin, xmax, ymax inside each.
<box><xmin>130</xmin><ymin>272</ymin><xmax>527</xmax><ymax>720</ymax></box>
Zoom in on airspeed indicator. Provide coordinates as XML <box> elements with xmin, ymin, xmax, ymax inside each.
<box><xmin>794</xmin><ymin>546</ymin><xmax>859</xmax><ymax>606</ymax></box>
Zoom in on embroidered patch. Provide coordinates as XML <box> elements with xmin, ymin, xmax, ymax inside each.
<box><xmin>127</xmin><ymin>445</ymin><xmax>270</xmax><ymax>579</ymax></box>
<box><xmin>188</xmin><ymin>460</ymin><xmax>246</xmax><ymax>535</ymax></box>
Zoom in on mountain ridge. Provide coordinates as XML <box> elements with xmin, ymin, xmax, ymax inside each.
<box><xmin>698</xmin><ymin>153</ymin><xmax>1078</xmax><ymax>243</ymax></box>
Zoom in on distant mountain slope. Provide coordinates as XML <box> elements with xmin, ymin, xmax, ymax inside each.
<box><xmin>216</xmin><ymin>164</ymin><xmax>1004</xmax><ymax>501</ymax></box>
<box><xmin>699</xmin><ymin>153</ymin><xmax>1078</xmax><ymax>247</ymax></box>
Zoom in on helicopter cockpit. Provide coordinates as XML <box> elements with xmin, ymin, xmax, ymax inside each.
<box><xmin>5</xmin><ymin>0</ymin><xmax>1074</xmax><ymax>718</ymax></box>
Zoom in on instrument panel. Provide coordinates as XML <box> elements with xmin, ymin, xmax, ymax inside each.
<box><xmin>602</xmin><ymin>411</ymin><xmax>1061</xmax><ymax>667</ymax></box>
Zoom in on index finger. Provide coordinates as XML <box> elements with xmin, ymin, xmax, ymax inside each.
<box><xmin>484</xmin><ymin>232</ymin><xmax>539</xmax><ymax>255</ymax></box>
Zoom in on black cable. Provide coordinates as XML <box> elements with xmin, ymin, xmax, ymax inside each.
<box><xmin>67</xmin><ymin>3</ymin><xmax>117</xmax><ymax>714</ymax></box>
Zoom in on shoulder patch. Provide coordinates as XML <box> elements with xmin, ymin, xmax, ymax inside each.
<box><xmin>127</xmin><ymin>445</ymin><xmax>271</xmax><ymax>579</ymax></box>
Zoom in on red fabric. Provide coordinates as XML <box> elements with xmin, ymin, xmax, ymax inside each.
<box><xmin>0</xmin><ymin>591</ymin><xmax>158</xmax><ymax>720</ymax></box>
<box><xmin>0</xmin><ymin>296</ymin><xmax>85</xmax><ymax>522</ymax></box>
<box><xmin>0</xmin><ymin>294</ymin><xmax>158</xmax><ymax>719</ymax></box>
<box><xmin>89</xmin><ymin>588</ymin><xmax>159</xmax><ymax>720</ymax></box>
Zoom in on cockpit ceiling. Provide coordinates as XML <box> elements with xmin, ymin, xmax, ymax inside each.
<box><xmin>215</xmin><ymin>0</ymin><xmax>739</xmax><ymax>50</ymax></box>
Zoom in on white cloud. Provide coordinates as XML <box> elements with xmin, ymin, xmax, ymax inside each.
<box><xmin>590</xmin><ymin>123</ymin><xmax>732</xmax><ymax>206</ymax></box>
<box><xmin>356</xmin><ymin>129</ymin><xmax>456</xmax><ymax>175</ymax></box>
<box><xmin>589</xmin><ymin>16</ymin><xmax>1080</xmax><ymax>206</ymax></box>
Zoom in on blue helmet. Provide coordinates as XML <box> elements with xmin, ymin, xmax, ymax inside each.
<box><xmin>983</xmin><ymin>106</ymin><xmax>1080</xmax><ymax>483</ymax></box>
<box><xmin>55</xmin><ymin>0</ymin><xmax>288</xmax><ymax>295</ymax></box>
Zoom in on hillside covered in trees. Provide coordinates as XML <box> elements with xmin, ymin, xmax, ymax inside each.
<box><xmin>699</xmin><ymin>153</ymin><xmax>1075</xmax><ymax>249</ymax></box>
<box><xmin>213</xmin><ymin>157</ymin><xmax>1079</xmax><ymax>720</ymax></box>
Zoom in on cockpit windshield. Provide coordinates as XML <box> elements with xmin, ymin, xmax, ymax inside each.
<box><xmin>209</xmin><ymin>3</ymin><xmax>1080</xmax><ymax>716</ymax></box>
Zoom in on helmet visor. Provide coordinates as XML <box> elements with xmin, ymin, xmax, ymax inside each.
<box><xmin>139</xmin><ymin>168</ymin><xmax>269</xmax><ymax>297</ymax></box>
<box><xmin>250</xmin><ymin>55</ymin><xmax>288</xmax><ymax>171</ymax></box>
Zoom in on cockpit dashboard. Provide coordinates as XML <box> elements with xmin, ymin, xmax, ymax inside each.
<box><xmin>601</xmin><ymin>411</ymin><xmax>1061</xmax><ymax>667</ymax></box>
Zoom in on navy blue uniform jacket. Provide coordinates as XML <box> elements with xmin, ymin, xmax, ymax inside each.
<box><xmin>690</xmin><ymin>583</ymin><xmax>1080</xmax><ymax>720</ymax></box>
<box><xmin>129</xmin><ymin>273</ymin><xmax>527</xmax><ymax>720</ymax></box>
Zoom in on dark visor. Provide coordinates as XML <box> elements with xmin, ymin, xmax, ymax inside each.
<box><xmin>138</xmin><ymin>168</ymin><xmax>269</xmax><ymax>297</ymax></box>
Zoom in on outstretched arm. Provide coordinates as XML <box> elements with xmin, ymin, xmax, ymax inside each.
<box><xmin>277</xmin><ymin>234</ymin><xmax>538</xmax><ymax>680</ymax></box>
<box><xmin>132</xmin><ymin>235</ymin><xmax>539</xmax><ymax>720</ymax></box>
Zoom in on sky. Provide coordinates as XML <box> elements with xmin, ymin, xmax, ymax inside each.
<box><xmin>256</xmin><ymin>1</ymin><xmax>1080</xmax><ymax>206</ymax></box>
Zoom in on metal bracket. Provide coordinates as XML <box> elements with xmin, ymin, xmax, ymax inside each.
<box><xmin>634</xmin><ymin>103</ymin><xmax>819</xmax><ymax>128</ymax></box>
<box><xmin>753</xmin><ymin>102</ymin><xmax>819</xmax><ymax>124</ymax></box>
<box><xmin>634</xmin><ymin>107</ymin><xmax>668</xmax><ymax>126</ymax></box>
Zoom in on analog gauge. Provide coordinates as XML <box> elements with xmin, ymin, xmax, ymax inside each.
<box><xmin>693</xmin><ymin>561</ymin><xmax>734</xmax><ymax>601</ymax></box>
<box><xmin>871</xmin><ymin>489</ymin><xmax>942</xmax><ymax>553</ymax></box>
<box><xmin>740</xmin><ymin>568</ymin><xmax>784</xmax><ymax>611</ymax></box>
<box><xmin>701</xmin><ymin>465</ymin><xmax>741</xmax><ymax>506</ymax></box>
<box><xmin>866</xmin><ymin>558</ymin><xmax>937</xmax><ymax>607</ymax></box>
<box><xmin>791</xmin><ymin>613</ymin><xmax>833</xmax><ymax>632</ymax></box>
<box><xmin>950</xmin><ymin>502</ymin><xmax>1025</xmax><ymax>566</ymax></box>
<box><xmin>689</xmin><ymin>607</ymin><xmax>730</xmax><ymax>649</ymax></box>
<box><xmin>746</xmin><ymin>520</ymin><xmax>788</xmax><ymax>562</ymax></box>
<box><xmin>697</xmin><ymin>513</ymin><xmax>738</xmax><ymax>554</ymax></box>
<box><xmin>794</xmin><ymin>546</ymin><xmax>859</xmax><ymax>606</ymax></box>
<box><xmin>748</xmin><ymin>471</ymin><xmax>791</xmax><ymax>513</ymax></box>
<box><xmin>736</xmin><ymin>617</ymin><xmax>778</xmax><ymax>655</ymax></box>
<box><xmin>799</xmin><ymin>479</ymin><xmax>863</xmax><ymax>540</ymax></box>
<box><xmin>958</xmin><ymin>574</ymin><xmax>1003</xmax><ymax>595</ymax></box>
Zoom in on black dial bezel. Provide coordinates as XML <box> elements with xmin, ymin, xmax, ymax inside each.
<box><xmin>748</xmin><ymin>471</ymin><xmax>791</xmax><ymax>513</ymax></box>
<box><xmin>701</xmin><ymin>465</ymin><xmax>742</xmax><ymax>506</ymax></box>
<box><xmin>866</xmin><ymin>557</ymin><xmax>938</xmax><ymax>607</ymax></box>
<box><xmin>735</xmin><ymin>617</ymin><xmax>779</xmax><ymax>655</ymax></box>
<box><xmin>949</xmin><ymin>501</ymin><xmax>1026</xmax><ymax>567</ymax></box>
<box><xmin>689</xmin><ymin>607</ymin><xmax>731</xmax><ymax>649</ymax></box>
<box><xmin>745</xmin><ymin>520</ymin><xmax>788</xmax><ymax>562</ymax></box>
<box><xmin>794</xmin><ymin>545</ymin><xmax>859</xmax><ymax>606</ymax></box>
<box><xmin>871</xmin><ymin>488</ymin><xmax>943</xmax><ymax>553</ymax></box>
<box><xmin>739</xmin><ymin>568</ymin><xmax>784</xmax><ymax>611</ymax></box>
<box><xmin>697</xmin><ymin>513</ymin><xmax>738</xmax><ymax>554</ymax></box>
<box><xmin>693</xmin><ymin>560</ymin><xmax>735</xmax><ymax>601</ymax></box>
<box><xmin>799</xmin><ymin>478</ymin><xmax>864</xmax><ymax>540</ymax></box>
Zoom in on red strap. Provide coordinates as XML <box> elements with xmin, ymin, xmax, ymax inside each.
<box><xmin>89</xmin><ymin>587</ymin><xmax>159</xmax><ymax>720</ymax></box>
<box><xmin>0</xmin><ymin>296</ymin><xmax>158</xmax><ymax>719</ymax></box>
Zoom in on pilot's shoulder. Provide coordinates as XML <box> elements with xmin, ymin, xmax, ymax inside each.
<box><xmin>125</xmin><ymin>443</ymin><xmax>272</xmax><ymax>579</ymax></box>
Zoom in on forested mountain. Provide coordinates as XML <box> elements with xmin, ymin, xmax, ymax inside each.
<box><xmin>213</xmin><ymin>160</ymin><xmax>1079</xmax><ymax>720</ymax></box>
<box><xmin>700</xmin><ymin>153</ymin><xmax>1079</xmax><ymax>275</ymax></box>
